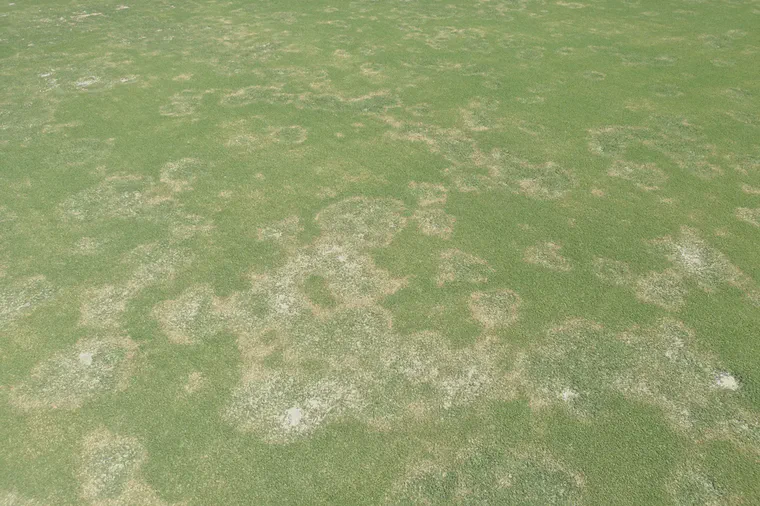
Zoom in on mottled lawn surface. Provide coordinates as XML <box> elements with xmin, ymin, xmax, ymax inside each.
<box><xmin>2</xmin><ymin>0</ymin><xmax>760</xmax><ymax>504</ymax></box>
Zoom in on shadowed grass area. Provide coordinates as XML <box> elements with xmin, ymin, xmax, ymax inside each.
<box><xmin>2</xmin><ymin>0</ymin><xmax>760</xmax><ymax>504</ymax></box>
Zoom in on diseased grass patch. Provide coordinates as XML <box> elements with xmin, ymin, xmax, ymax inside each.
<box><xmin>514</xmin><ymin>318</ymin><xmax>757</xmax><ymax>450</ymax></box>
<box><xmin>412</xmin><ymin>208</ymin><xmax>456</xmax><ymax>239</ymax></box>
<box><xmin>634</xmin><ymin>269</ymin><xmax>688</xmax><ymax>311</ymax></box>
<box><xmin>153</xmin><ymin>285</ymin><xmax>223</xmax><ymax>345</ymax></box>
<box><xmin>736</xmin><ymin>207</ymin><xmax>760</xmax><ymax>227</ymax></box>
<box><xmin>0</xmin><ymin>275</ymin><xmax>55</xmax><ymax>329</ymax></box>
<box><xmin>78</xmin><ymin>429</ymin><xmax>174</xmax><ymax>505</ymax></box>
<box><xmin>469</xmin><ymin>290</ymin><xmax>521</xmax><ymax>330</ymax></box>
<box><xmin>436</xmin><ymin>249</ymin><xmax>493</xmax><ymax>287</ymax></box>
<box><xmin>651</xmin><ymin>226</ymin><xmax>759</xmax><ymax>304</ymax></box>
<box><xmin>592</xmin><ymin>257</ymin><xmax>634</xmax><ymax>287</ymax></box>
<box><xmin>666</xmin><ymin>464</ymin><xmax>725</xmax><ymax>506</ymax></box>
<box><xmin>10</xmin><ymin>337</ymin><xmax>136</xmax><ymax>411</ymax></box>
<box><xmin>389</xmin><ymin>444</ymin><xmax>584</xmax><ymax>505</ymax></box>
<box><xmin>3</xmin><ymin>0</ymin><xmax>760</xmax><ymax>503</ymax></box>
<box><xmin>523</xmin><ymin>242</ymin><xmax>572</xmax><ymax>272</ymax></box>
<box><xmin>408</xmin><ymin>181</ymin><xmax>448</xmax><ymax>207</ymax></box>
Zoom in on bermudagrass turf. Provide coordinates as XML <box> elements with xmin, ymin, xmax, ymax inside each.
<box><xmin>2</xmin><ymin>0</ymin><xmax>760</xmax><ymax>504</ymax></box>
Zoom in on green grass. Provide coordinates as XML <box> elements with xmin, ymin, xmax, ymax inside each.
<box><xmin>2</xmin><ymin>0</ymin><xmax>760</xmax><ymax>504</ymax></box>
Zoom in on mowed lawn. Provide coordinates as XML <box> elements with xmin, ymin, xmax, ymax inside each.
<box><xmin>2</xmin><ymin>0</ymin><xmax>760</xmax><ymax>504</ymax></box>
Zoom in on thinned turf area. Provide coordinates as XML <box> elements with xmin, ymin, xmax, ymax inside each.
<box><xmin>2</xmin><ymin>0</ymin><xmax>760</xmax><ymax>504</ymax></box>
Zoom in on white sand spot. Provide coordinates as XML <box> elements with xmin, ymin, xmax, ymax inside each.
<box><xmin>715</xmin><ymin>372</ymin><xmax>739</xmax><ymax>391</ymax></box>
<box><xmin>560</xmin><ymin>387</ymin><xmax>579</xmax><ymax>402</ymax></box>
<box><xmin>76</xmin><ymin>76</ymin><xmax>100</xmax><ymax>88</ymax></box>
<box><xmin>284</xmin><ymin>407</ymin><xmax>303</xmax><ymax>427</ymax></box>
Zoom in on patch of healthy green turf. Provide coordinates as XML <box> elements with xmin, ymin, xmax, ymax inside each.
<box><xmin>2</xmin><ymin>0</ymin><xmax>760</xmax><ymax>504</ymax></box>
<box><xmin>303</xmin><ymin>274</ymin><xmax>338</xmax><ymax>310</ymax></box>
